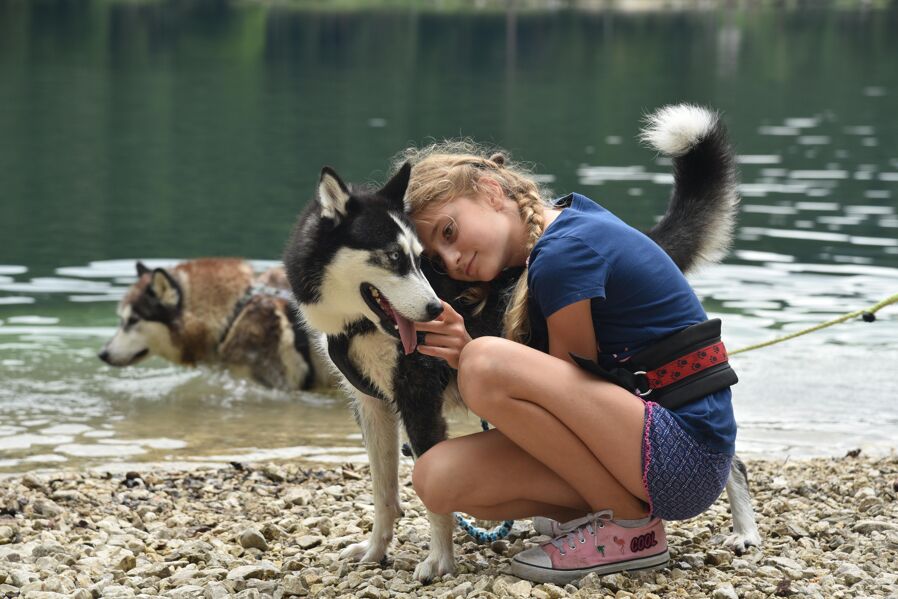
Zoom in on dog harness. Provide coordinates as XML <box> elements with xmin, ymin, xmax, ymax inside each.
<box><xmin>325</xmin><ymin>320</ymin><xmax>390</xmax><ymax>403</ymax></box>
<box><xmin>218</xmin><ymin>284</ymin><xmax>295</xmax><ymax>344</ymax></box>
<box><xmin>218</xmin><ymin>284</ymin><xmax>316</xmax><ymax>389</ymax></box>
<box><xmin>570</xmin><ymin>319</ymin><xmax>738</xmax><ymax>410</ymax></box>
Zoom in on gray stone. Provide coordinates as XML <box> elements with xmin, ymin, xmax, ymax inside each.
<box><xmin>600</xmin><ymin>573</ymin><xmax>629</xmax><ymax>591</ymax></box>
<box><xmin>852</xmin><ymin>520</ymin><xmax>898</xmax><ymax>534</ymax></box>
<box><xmin>506</xmin><ymin>580</ymin><xmax>532</xmax><ymax>598</ymax></box>
<box><xmin>262</xmin><ymin>465</ymin><xmax>286</xmax><ymax>482</ymax></box>
<box><xmin>757</xmin><ymin>565</ymin><xmax>783</xmax><ymax>578</ymax></box>
<box><xmin>489</xmin><ymin>540</ymin><xmax>508</xmax><ymax>555</ymax></box>
<box><xmin>171</xmin><ymin>541</ymin><xmax>214</xmax><ymax>564</ymax></box>
<box><xmin>117</xmin><ymin>553</ymin><xmax>136</xmax><ymax>572</ymax></box>
<box><xmin>491</xmin><ymin>575</ymin><xmax>517</xmax><ymax>596</ymax></box>
<box><xmin>238</xmin><ymin>529</ymin><xmax>269</xmax><ymax>551</ymax></box>
<box><xmin>0</xmin><ymin>525</ymin><xmax>15</xmax><ymax>544</ymax></box>
<box><xmin>449</xmin><ymin>581</ymin><xmax>473</xmax><ymax>597</ymax></box>
<box><xmin>765</xmin><ymin>556</ymin><xmax>804</xmax><ymax>573</ymax></box>
<box><xmin>834</xmin><ymin>562</ymin><xmax>867</xmax><ymax>585</ymax></box>
<box><xmin>170</xmin><ymin>565</ymin><xmax>203</xmax><ymax>584</ymax></box>
<box><xmin>711</xmin><ymin>584</ymin><xmax>738</xmax><ymax>599</ymax></box>
<box><xmin>50</xmin><ymin>489</ymin><xmax>86</xmax><ymax>503</ymax></box>
<box><xmin>281</xmin><ymin>574</ymin><xmax>309</xmax><ymax>596</ymax></box>
<box><xmin>680</xmin><ymin>552</ymin><xmax>707</xmax><ymax>568</ymax></box>
<box><xmin>226</xmin><ymin>561</ymin><xmax>279</xmax><ymax>581</ymax></box>
<box><xmin>577</xmin><ymin>572</ymin><xmax>602</xmax><ymax>591</ymax></box>
<box><xmin>296</xmin><ymin>535</ymin><xmax>323</xmax><ymax>550</ymax></box>
<box><xmin>204</xmin><ymin>582</ymin><xmax>232</xmax><ymax>599</ymax></box>
<box><xmin>32</xmin><ymin>499</ymin><xmax>63</xmax><ymax>518</ymax></box>
<box><xmin>537</xmin><ymin>583</ymin><xmax>566</xmax><ymax>599</ymax></box>
<box><xmin>284</xmin><ymin>489</ymin><xmax>312</xmax><ymax>507</ymax></box>
<box><xmin>100</xmin><ymin>585</ymin><xmax>136</xmax><ymax>598</ymax></box>
<box><xmin>22</xmin><ymin>473</ymin><xmax>48</xmax><ymax>493</ymax></box>
<box><xmin>705</xmin><ymin>549</ymin><xmax>733</xmax><ymax>566</ymax></box>
<box><xmin>165</xmin><ymin>585</ymin><xmax>205</xmax><ymax>599</ymax></box>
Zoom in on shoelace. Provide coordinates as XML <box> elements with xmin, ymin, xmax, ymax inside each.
<box><xmin>550</xmin><ymin>510</ymin><xmax>614</xmax><ymax>556</ymax></box>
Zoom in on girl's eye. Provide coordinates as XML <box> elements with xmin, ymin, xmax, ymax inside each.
<box><xmin>442</xmin><ymin>219</ymin><xmax>456</xmax><ymax>241</ymax></box>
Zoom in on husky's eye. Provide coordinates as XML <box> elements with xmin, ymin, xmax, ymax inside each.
<box><xmin>428</xmin><ymin>255</ymin><xmax>447</xmax><ymax>275</ymax></box>
<box><xmin>388</xmin><ymin>251</ymin><xmax>400</xmax><ymax>262</ymax></box>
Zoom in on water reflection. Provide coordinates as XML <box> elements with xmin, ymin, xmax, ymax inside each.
<box><xmin>1</xmin><ymin>1</ymin><xmax>897</xmax><ymax>472</ymax></box>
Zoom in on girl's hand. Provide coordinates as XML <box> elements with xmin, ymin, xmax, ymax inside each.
<box><xmin>415</xmin><ymin>301</ymin><xmax>472</xmax><ymax>369</ymax></box>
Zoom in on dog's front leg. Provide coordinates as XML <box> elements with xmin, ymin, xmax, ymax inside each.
<box><xmin>395</xmin><ymin>396</ymin><xmax>456</xmax><ymax>583</ymax></box>
<box><xmin>415</xmin><ymin>509</ymin><xmax>456</xmax><ymax>583</ymax></box>
<box><xmin>339</xmin><ymin>393</ymin><xmax>402</xmax><ymax>564</ymax></box>
<box><xmin>723</xmin><ymin>454</ymin><xmax>762</xmax><ymax>553</ymax></box>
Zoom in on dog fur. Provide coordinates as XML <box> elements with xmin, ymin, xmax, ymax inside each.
<box><xmin>99</xmin><ymin>258</ymin><xmax>331</xmax><ymax>391</ymax></box>
<box><xmin>283</xmin><ymin>104</ymin><xmax>761</xmax><ymax>582</ymax></box>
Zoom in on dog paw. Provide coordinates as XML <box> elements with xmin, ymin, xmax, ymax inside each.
<box><xmin>340</xmin><ymin>540</ymin><xmax>386</xmax><ymax>563</ymax></box>
<box><xmin>722</xmin><ymin>530</ymin><xmax>762</xmax><ymax>555</ymax></box>
<box><xmin>413</xmin><ymin>552</ymin><xmax>456</xmax><ymax>583</ymax></box>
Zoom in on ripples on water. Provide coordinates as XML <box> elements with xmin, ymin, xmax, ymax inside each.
<box><xmin>2</xmin><ymin>114</ymin><xmax>898</xmax><ymax>471</ymax></box>
<box><xmin>0</xmin><ymin>5</ymin><xmax>898</xmax><ymax>472</ymax></box>
<box><xmin>2</xmin><ymin>232</ymin><xmax>896</xmax><ymax>474</ymax></box>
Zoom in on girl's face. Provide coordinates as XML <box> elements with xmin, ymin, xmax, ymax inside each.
<box><xmin>413</xmin><ymin>186</ymin><xmax>527</xmax><ymax>282</ymax></box>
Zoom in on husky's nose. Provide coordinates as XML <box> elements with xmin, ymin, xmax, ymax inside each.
<box><xmin>98</xmin><ymin>349</ymin><xmax>112</xmax><ymax>364</ymax></box>
<box><xmin>425</xmin><ymin>300</ymin><xmax>444</xmax><ymax>320</ymax></box>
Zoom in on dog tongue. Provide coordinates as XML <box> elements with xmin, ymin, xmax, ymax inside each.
<box><xmin>395</xmin><ymin>313</ymin><xmax>417</xmax><ymax>355</ymax></box>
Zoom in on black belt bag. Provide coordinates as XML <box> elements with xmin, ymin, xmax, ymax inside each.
<box><xmin>570</xmin><ymin>319</ymin><xmax>738</xmax><ymax>410</ymax></box>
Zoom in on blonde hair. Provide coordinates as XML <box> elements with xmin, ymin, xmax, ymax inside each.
<box><xmin>393</xmin><ymin>140</ymin><xmax>551</xmax><ymax>344</ymax></box>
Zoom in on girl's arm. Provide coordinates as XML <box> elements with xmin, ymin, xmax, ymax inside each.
<box><xmin>546</xmin><ymin>298</ymin><xmax>599</xmax><ymax>365</ymax></box>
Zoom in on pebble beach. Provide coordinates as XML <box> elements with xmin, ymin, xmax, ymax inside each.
<box><xmin>1</xmin><ymin>454</ymin><xmax>896</xmax><ymax>599</ymax></box>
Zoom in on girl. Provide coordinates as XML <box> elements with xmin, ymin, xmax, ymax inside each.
<box><xmin>402</xmin><ymin>133</ymin><xmax>737</xmax><ymax>584</ymax></box>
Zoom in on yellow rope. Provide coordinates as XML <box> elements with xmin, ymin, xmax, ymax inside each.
<box><xmin>729</xmin><ymin>292</ymin><xmax>898</xmax><ymax>356</ymax></box>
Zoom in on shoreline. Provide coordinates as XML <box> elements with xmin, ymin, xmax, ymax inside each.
<box><xmin>3</xmin><ymin>442</ymin><xmax>897</xmax><ymax>481</ymax></box>
<box><xmin>0</xmin><ymin>454</ymin><xmax>895</xmax><ymax>598</ymax></box>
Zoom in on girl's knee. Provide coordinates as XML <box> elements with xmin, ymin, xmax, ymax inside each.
<box><xmin>411</xmin><ymin>443</ymin><xmax>456</xmax><ymax>514</ymax></box>
<box><xmin>458</xmin><ymin>337</ymin><xmax>514</xmax><ymax>415</ymax></box>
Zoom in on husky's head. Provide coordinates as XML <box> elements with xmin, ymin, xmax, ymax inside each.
<box><xmin>98</xmin><ymin>262</ymin><xmax>183</xmax><ymax>366</ymax></box>
<box><xmin>284</xmin><ymin>163</ymin><xmax>443</xmax><ymax>354</ymax></box>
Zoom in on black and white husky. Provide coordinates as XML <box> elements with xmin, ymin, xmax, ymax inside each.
<box><xmin>283</xmin><ymin>104</ymin><xmax>760</xmax><ymax>582</ymax></box>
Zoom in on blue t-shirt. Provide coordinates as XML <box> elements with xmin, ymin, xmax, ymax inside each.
<box><xmin>527</xmin><ymin>193</ymin><xmax>736</xmax><ymax>454</ymax></box>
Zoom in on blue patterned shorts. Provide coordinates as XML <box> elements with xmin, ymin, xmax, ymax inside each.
<box><xmin>641</xmin><ymin>401</ymin><xmax>732</xmax><ymax>521</ymax></box>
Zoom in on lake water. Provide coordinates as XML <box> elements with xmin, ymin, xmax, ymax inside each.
<box><xmin>1</xmin><ymin>1</ymin><xmax>897</xmax><ymax>474</ymax></box>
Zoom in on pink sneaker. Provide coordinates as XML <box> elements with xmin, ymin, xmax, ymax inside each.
<box><xmin>531</xmin><ymin>515</ymin><xmax>606</xmax><ymax>537</ymax></box>
<box><xmin>512</xmin><ymin>510</ymin><xmax>669</xmax><ymax>584</ymax></box>
<box><xmin>531</xmin><ymin>516</ymin><xmax>582</xmax><ymax>537</ymax></box>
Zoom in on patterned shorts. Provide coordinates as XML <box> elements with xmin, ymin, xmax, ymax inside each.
<box><xmin>641</xmin><ymin>401</ymin><xmax>732</xmax><ymax>521</ymax></box>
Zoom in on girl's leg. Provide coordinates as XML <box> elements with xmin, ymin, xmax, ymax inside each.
<box><xmin>456</xmin><ymin>336</ymin><xmax>649</xmax><ymax>518</ymax></box>
<box><xmin>412</xmin><ymin>427</ymin><xmax>634</xmax><ymax>521</ymax></box>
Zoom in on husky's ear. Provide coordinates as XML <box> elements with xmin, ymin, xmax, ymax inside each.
<box><xmin>379</xmin><ymin>161</ymin><xmax>412</xmax><ymax>212</ymax></box>
<box><xmin>136</xmin><ymin>261</ymin><xmax>150</xmax><ymax>278</ymax></box>
<box><xmin>318</xmin><ymin>167</ymin><xmax>352</xmax><ymax>222</ymax></box>
<box><xmin>149</xmin><ymin>268</ymin><xmax>181</xmax><ymax>309</ymax></box>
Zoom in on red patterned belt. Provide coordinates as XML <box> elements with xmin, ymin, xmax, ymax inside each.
<box><xmin>638</xmin><ymin>341</ymin><xmax>729</xmax><ymax>392</ymax></box>
<box><xmin>570</xmin><ymin>319</ymin><xmax>738</xmax><ymax>411</ymax></box>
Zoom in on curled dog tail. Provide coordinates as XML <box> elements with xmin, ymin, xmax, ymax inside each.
<box><xmin>640</xmin><ymin>104</ymin><xmax>740</xmax><ymax>273</ymax></box>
